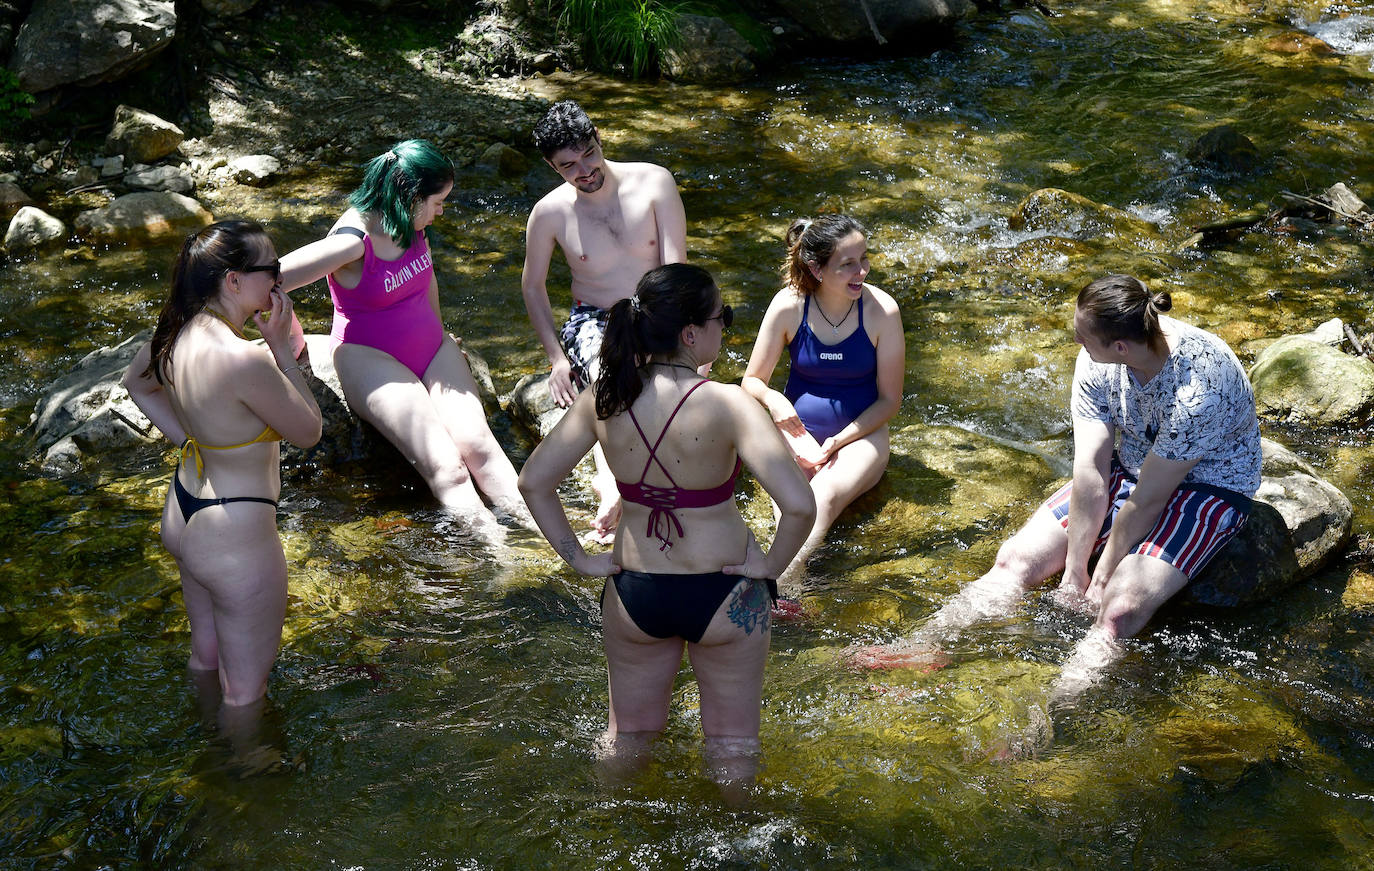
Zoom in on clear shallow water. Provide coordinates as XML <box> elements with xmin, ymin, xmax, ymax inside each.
<box><xmin>3</xmin><ymin>1</ymin><xmax>1374</xmax><ymax>867</ymax></box>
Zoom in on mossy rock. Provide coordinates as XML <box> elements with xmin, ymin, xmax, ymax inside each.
<box><xmin>1249</xmin><ymin>335</ymin><xmax>1374</xmax><ymax>427</ymax></box>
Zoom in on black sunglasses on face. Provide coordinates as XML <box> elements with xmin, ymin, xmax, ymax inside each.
<box><xmin>706</xmin><ymin>304</ymin><xmax>734</xmax><ymax>329</ymax></box>
<box><xmin>240</xmin><ymin>260</ymin><xmax>282</xmax><ymax>283</ymax></box>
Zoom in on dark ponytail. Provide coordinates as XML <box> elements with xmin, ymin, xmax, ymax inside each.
<box><xmin>594</xmin><ymin>263</ymin><xmax>718</xmax><ymax>419</ymax></box>
<box><xmin>1076</xmin><ymin>274</ymin><xmax>1172</xmax><ymax>355</ymax></box>
<box><xmin>145</xmin><ymin>220</ymin><xmax>268</xmax><ymax>384</ymax></box>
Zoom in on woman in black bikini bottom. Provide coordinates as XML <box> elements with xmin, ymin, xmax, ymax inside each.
<box><xmin>124</xmin><ymin>221</ymin><xmax>322</xmax><ymax>723</ymax></box>
<box><xmin>519</xmin><ymin>264</ymin><xmax>815</xmax><ymax>787</ymax></box>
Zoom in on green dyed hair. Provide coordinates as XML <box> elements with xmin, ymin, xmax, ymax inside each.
<box><xmin>348</xmin><ymin>139</ymin><xmax>455</xmax><ymax>249</ymax></box>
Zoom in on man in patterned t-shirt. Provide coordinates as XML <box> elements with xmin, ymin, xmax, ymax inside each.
<box><xmin>857</xmin><ymin>274</ymin><xmax>1261</xmax><ymax>708</ymax></box>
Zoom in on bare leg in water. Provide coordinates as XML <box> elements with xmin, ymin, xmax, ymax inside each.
<box><xmin>335</xmin><ymin>343</ymin><xmax>507</xmax><ymax>547</ymax></box>
<box><xmin>848</xmin><ymin>503</ymin><xmax>1069</xmax><ymax>668</ymax></box>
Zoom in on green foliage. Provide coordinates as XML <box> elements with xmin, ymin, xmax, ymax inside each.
<box><xmin>0</xmin><ymin>68</ymin><xmax>34</xmax><ymax>127</ymax></box>
<box><xmin>558</xmin><ymin>0</ymin><xmax>688</xmax><ymax>79</ymax></box>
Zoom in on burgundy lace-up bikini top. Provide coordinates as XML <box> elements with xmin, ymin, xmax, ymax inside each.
<box><xmin>616</xmin><ymin>379</ymin><xmax>741</xmax><ymax>552</ymax></box>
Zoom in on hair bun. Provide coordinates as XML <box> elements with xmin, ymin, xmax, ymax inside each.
<box><xmin>785</xmin><ymin>217</ymin><xmax>813</xmax><ymax>249</ymax></box>
<box><xmin>1152</xmin><ymin>291</ymin><xmax>1173</xmax><ymax>312</ymax></box>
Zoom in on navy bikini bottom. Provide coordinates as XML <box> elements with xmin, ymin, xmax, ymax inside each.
<box><xmin>604</xmin><ymin>571</ymin><xmax>778</xmax><ymax>643</ymax></box>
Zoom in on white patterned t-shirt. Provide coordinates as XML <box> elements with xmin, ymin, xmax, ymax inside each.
<box><xmin>1071</xmin><ymin>317</ymin><xmax>1262</xmax><ymax>498</ymax></box>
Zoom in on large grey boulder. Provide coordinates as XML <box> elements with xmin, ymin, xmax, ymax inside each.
<box><xmin>28</xmin><ymin>330</ymin><xmax>160</xmax><ymax>476</ymax></box>
<box><xmin>505</xmin><ymin>371</ymin><xmax>564</xmax><ymax>440</ymax></box>
<box><xmin>785</xmin><ymin>0</ymin><xmax>974</xmax><ymax>44</ymax></box>
<box><xmin>9</xmin><ymin>0</ymin><xmax>176</xmax><ymax>93</ymax></box>
<box><xmin>662</xmin><ymin>14</ymin><xmax>756</xmax><ymax>84</ymax></box>
<box><xmin>27</xmin><ymin>332</ymin><xmax>503</xmax><ymax>478</ymax></box>
<box><xmin>1183</xmin><ymin>439</ymin><xmax>1352</xmax><ymax>606</ymax></box>
<box><xmin>1249</xmin><ymin>334</ymin><xmax>1374</xmax><ymax>427</ymax></box>
<box><xmin>28</xmin><ymin>332</ymin><xmax>360</xmax><ymax>476</ymax></box>
<box><xmin>4</xmin><ymin>205</ymin><xmax>66</xmax><ymax>255</ymax></box>
<box><xmin>106</xmin><ymin>106</ymin><xmax>185</xmax><ymax>164</ymax></box>
<box><xmin>75</xmin><ymin>191</ymin><xmax>213</xmax><ymax>247</ymax></box>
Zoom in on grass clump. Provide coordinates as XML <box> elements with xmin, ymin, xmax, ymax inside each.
<box><xmin>558</xmin><ymin>0</ymin><xmax>689</xmax><ymax>79</ymax></box>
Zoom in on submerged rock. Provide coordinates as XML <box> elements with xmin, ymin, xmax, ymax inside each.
<box><xmin>1187</xmin><ymin>125</ymin><xmax>1260</xmax><ymax>176</ymax></box>
<box><xmin>1264</xmin><ymin>31</ymin><xmax>1337</xmax><ymax>56</ymax></box>
<box><xmin>1249</xmin><ymin>334</ymin><xmax>1374</xmax><ymax>427</ymax></box>
<box><xmin>1008</xmin><ymin>188</ymin><xmax>1157</xmax><ymax>239</ymax></box>
<box><xmin>662</xmin><ymin>14</ymin><xmax>757</xmax><ymax>84</ymax></box>
<box><xmin>74</xmin><ymin>191</ymin><xmax>213</xmax><ymax>247</ymax></box>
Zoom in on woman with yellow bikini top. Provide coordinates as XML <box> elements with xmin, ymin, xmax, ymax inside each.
<box><xmin>124</xmin><ymin>220</ymin><xmax>322</xmax><ymax>723</ymax></box>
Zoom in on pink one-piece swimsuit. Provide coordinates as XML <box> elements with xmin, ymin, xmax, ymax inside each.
<box><xmin>327</xmin><ymin>230</ymin><xmax>445</xmax><ymax>378</ymax></box>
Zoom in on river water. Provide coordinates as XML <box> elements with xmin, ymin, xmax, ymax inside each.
<box><xmin>3</xmin><ymin>1</ymin><xmax>1374</xmax><ymax>867</ymax></box>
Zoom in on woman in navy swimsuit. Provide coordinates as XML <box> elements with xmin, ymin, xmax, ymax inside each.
<box><xmin>124</xmin><ymin>221</ymin><xmax>322</xmax><ymax>731</ymax></box>
<box><xmin>743</xmin><ymin>215</ymin><xmax>906</xmax><ymax>583</ymax></box>
<box><xmin>519</xmin><ymin>264</ymin><xmax>814</xmax><ymax>787</ymax></box>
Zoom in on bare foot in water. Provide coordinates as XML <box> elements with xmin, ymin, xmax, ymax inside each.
<box><xmin>771</xmin><ymin>596</ymin><xmax>808</xmax><ymax>621</ymax></box>
<box><xmin>438</xmin><ymin>504</ymin><xmax>508</xmax><ymax>549</ymax></box>
<box><xmin>986</xmin><ymin>703</ymin><xmax>1054</xmax><ymax>762</ymax></box>
<box><xmin>845</xmin><ymin>642</ymin><xmax>951</xmax><ymax>672</ymax></box>
<box><xmin>491</xmin><ymin>496</ymin><xmax>541</xmax><ymax>536</ymax></box>
<box><xmin>1050</xmin><ymin>584</ymin><xmax>1095</xmax><ymax>616</ymax></box>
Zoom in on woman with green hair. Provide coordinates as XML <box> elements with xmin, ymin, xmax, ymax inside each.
<box><xmin>281</xmin><ymin>139</ymin><xmax>530</xmax><ymax>544</ymax></box>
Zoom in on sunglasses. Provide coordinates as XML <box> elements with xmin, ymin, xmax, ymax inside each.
<box><xmin>705</xmin><ymin>304</ymin><xmax>734</xmax><ymax>329</ymax></box>
<box><xmin>240</xmin><ymin>259</ymin><xmax>282</xmax><ymax>283</ymax></box>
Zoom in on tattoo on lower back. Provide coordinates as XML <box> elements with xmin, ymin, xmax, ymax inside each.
<box><xmin>726</xmin><ymin>579</ymin><xmax>771</xmax><ymax>635</ymax></box>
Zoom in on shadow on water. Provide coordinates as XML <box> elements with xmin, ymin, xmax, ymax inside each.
<box><xmin>4</xmin><ymin>0</ymin><xmax>1374</xmax><ymax>867</ymax></box>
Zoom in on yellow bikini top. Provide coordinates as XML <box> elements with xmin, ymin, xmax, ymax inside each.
<box><xmin>180</xmin><ymin>426</ymin><xmax>283</xmax><ymax>478</ymax></box>
<box><xmin>177</xmin><ymin>306</ymin><xmax>282</xmax><ymax>477</ymax></box>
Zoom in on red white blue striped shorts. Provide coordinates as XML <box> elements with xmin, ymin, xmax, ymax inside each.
<box><xmin>1046</xmin><ymin>459</ymin><xmax>1250</xmax><ymax>580</ymax></box>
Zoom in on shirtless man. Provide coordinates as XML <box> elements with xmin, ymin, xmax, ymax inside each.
<box><xmin>522</xmin><ymin>100</ymin><xmax>688</xmax><ymax>542</ymax></box>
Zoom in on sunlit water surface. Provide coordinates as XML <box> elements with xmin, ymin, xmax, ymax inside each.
<box><xmin>3</xmin><ymin>1</ymin><xmax>1374</xmax><ymax>867</ymax></box>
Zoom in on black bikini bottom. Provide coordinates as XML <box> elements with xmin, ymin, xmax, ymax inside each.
<box><xmin>605</xmin><ymin>570</ymin><xmax>778</xmax><ymax>643</ymax></box>
<box><xmin>173</xmin><ymin>473</ymin><xmax>277</xmax><ymax>521</ymax></box>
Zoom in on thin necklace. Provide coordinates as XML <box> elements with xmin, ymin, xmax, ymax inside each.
<box><xmin>648</xmin><ymin>361</ymin><xmax>698</xmax><ymax>374</ymax></box>
<box><xmin>204</xmin><ymin>306</ymin><xmax>247</xmax><ymax>340</ymax></box>
<box><xmin>813</xmin><ymin>295</ymin><xmax>855</xmax><ymax>336</ymax></box>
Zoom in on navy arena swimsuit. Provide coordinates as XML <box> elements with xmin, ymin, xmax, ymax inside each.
<box><xmin>783</xmin><ymin>294</ymin><xmax>878</xmax><ymax>444</ymax></box>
